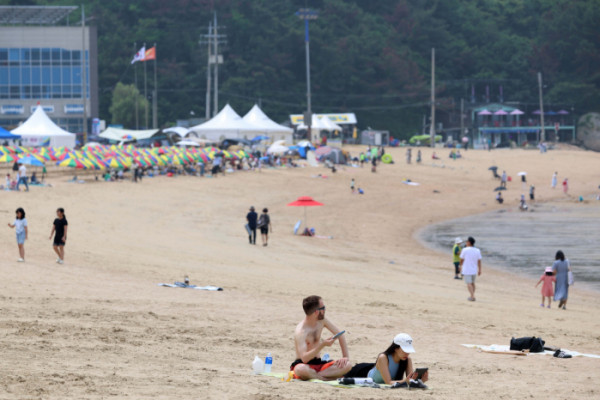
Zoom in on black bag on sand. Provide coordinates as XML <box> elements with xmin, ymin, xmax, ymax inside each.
<box><xmin>510</xmin><ymin>337</ymin><xmax>545</xmax><ymax>353</ymax></box>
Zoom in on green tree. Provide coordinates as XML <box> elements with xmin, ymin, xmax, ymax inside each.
<box><xmin>108</xmin><ymin>83</ymin><xmax>148</xmax><ymax>129</ymax></box>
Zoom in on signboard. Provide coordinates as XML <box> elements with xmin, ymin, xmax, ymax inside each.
<box><xmin>30</xmin><ymin>105</ymin><xmax>54</xmax><ymax>114</ymax></box>
<box><xmin>21</xmin><ymin>136</ymin><xmax>50</xmax><ymax>147</ymax></box>
<box><xmin>92</xmin><ymin>118</ymin><xmax>100</xmax><ymax>135</ymax></box>
<box><xmin>290</xmin><ymin>113</ymin><xmax>357</xmax><ymax>125</ymax></box>
<box><xmin>65</xmin><ymin>104</ymin><xmax>84</xmax><ymax>114</ymax></box>
<box><xmin>1</xmin><ymin>105</ymin><xmax>24</xmax><ymax>115</ymax></box>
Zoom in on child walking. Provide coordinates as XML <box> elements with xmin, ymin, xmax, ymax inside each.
<box><xmin>350</xmin><ymin>178</ymin><xmax>355</xmax><ymax>194</ymax></box>
<box><xmin>7</xmin><ymin>207</ymin><xmax>27</xmax><ymax>262</ymax></box>
<box><xmin>535</xmin><ymin>267</ymin><xmax>556</xmax><ymax>308</ymax></box>
<box><xmin>49</xmin><ymin>207</ymin><xmax>68</xmax><ymax>264</ymax></box>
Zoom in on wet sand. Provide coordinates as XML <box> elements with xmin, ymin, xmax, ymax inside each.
<box><xmin>1</xmin><ymin>147</ymin><xmax>600</xmax><ymax>399</ymax></box>
<box><xmin>419</xmin><ymin>202</ymin><xmax>600</xmax><ymax>291</ymax></box>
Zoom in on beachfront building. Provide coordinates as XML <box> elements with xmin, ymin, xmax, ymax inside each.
<box><xmin>437</xmin><ymin>101</ymin><xmax>576</xmax><ymax>148</ymax></box>
<box><xmin>0</xmin><ymin>6</ymin><xmax>98</xmax><ymax>139</ymax></box>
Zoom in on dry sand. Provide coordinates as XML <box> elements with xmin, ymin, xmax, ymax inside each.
<box><xmin>1</xmin><ymin>147</ymin><xmax>599</xmax><ymax>399</ymax></box>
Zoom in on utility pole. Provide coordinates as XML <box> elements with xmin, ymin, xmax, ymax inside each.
<box><xmin>81</xmin><ymin>5</ymin><xmax>87</xmax><ymax>142</ymax></box>
<box><xmin>134</xmin><ymin>42</ymin><xmax>139</xmax><ymax>130</ymax></box>
<box><xmin>205</xmin><ymin>22</ymin><xmax>212</xmax><ymax>119</ymax></box>
<box><xmin>538</xmin><ymin>72</ymin><xmax>545</xmax><ymax>142</ymax></box>
<box><xmin>460</xmin><ymin>98</ymin><xmax>464</xmax><ymax>146</ymax></box>
<box><xmin>429</xmin><ymin>48</ymin><xmax>435</xmax><ymax>148</ymax></box>
<box><xmin>153</xmin><ymin>43</ymin><xmax>158</xmax><ymax>129</ymax></box>
<box><xmin>296</xmin><ymin>7</ymin><xmax>318</xmax><ymax>142</ymax></box>
<box><xmin>213</xmin><ymin>12</ymin><xmax>218</xmax><ymax>117</ymax></box>
<box><xmin>143</xmin><ymin>42</ymin><xmax>148</xmax><ymax>129</ymax></box>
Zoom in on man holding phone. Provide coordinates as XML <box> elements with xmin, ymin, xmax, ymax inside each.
<box><xmin>291</xmin><ymin>295</ymin><xmax>351</xmax><ymax>380</ymax></box>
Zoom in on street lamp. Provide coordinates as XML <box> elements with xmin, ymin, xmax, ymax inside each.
<box><xmin>296</xmin><ymin>8</ymin><xmax>318</xmax><ymax>141</ymax></box>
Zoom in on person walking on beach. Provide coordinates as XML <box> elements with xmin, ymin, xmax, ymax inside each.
<box><xmin>459</xmin><ymin>236</ymin><xmax>482</xmax><ymax>301</ymax></box>
<box><xmin>416</xmin><ymin>150</ymin><xmax>422</xmax><ymax>163</ymax></box>
<box><xmin>552</xmin><ymin>250</ymin><xmax>571</xmax><ymax>310</ymax></box>
<box><xmin>452</xmin><ymin>238</ymin><xmax>463</xmax><ymax>280</ymax></box>
<box><xmin>500</xmin><ymin>171</ymin><xmax>507</xmax><ymax>188</ymax></box>
<box><xmin>536</xmin><ymin>267</ymin><xmax>556</xmax><ymax>308</ymax></box>
<box><xmin>246</xmin><ymin>206</ymin><xmax>257</xmax><ymax>245</ymax></box>
<box><xmin>552</xmin><ymin>172</ymin><xmax>557</xmax><ymax>189</ymax></box>
<box><xmin>16</xmin><ymin>163</ymin><xmax>29</xmax><ymax>191</ymax></box>
<box><xmin>406</xmin><ymin>148</ymin><xmax>411</xmax><ymax>164</ymax></box>
<box><xmin>529</xmin><ymin>185</ymin><xmax>535</xmax><ymax>202</ymax></box>
<box><xmin>359</xmin><ymin>153</ymin><xmax>365</xmax><ymax>167</ymax></box>
<box><xmin>291</xmin><ymin>295</ymin><xmax>351</xmax><ymax>381</ymax></box>
<box><xmin>562</xmin><ymin>178</ymin><xmax>569</xmax><ymax>196</ymax></box>
<box><xmin>350</xmin><ymin>179</ymin><xmax>355</xmax><ymax>194</ymax></box>
<box><xmin>7</xmin><ymin>207</ymin><xmax>27</xmax><ymax>262</ymax></box>
<box><xmin>49</xmin><ymin>208</ymin><xmax>68</xmax><ymax>264</ymax></box>
<box><xmin>257</xmin><ymin>208</ymin><xmax>272</xmax><ymax>247</ymax></box>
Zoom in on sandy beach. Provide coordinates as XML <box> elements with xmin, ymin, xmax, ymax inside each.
<box><xmin>1</xmin><ymin>147</ymin><xmax>600</xmax><ymax>399</ymax></box>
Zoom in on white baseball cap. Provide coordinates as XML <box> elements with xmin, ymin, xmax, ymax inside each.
<box><xmin>393</xmin><ymin>333</ymin><xmax>415</xmax><ymax>353</ymax></box>
<box><xmin>454</xmin><ymin>237</ymin><xmax>463</xmax><ymax>244</ymax></box>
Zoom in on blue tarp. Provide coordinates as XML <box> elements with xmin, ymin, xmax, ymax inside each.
<box><xmin>0</xmin><ymin>126</ymin><xmax>19</xmax><ymax>139</ymax></box>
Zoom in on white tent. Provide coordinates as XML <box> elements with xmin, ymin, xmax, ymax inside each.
<box><xmin>242</xmin><ymin>104</ymin><xmax>294</xmax><ymax>144</ymax></box>
<box><xmin>189</xmin><ymin>104</ymin><xmax>259</xmax><ymax>141</ymax></box>
<box><xmin>318</xmin><ymin>116</ymin><xmax>343</xmax><ymax>132</ymax></box>
<box><xmin>98</xmin><ymin>127</ymin><xmax>160</xmax><ymax>142</ymax></box>
<box><xmin>297</xmin><ymin>114</ymin><xmax>328</xmax><ymax>131</ymax></box>
<box><xmin>11</xmin><ymin>105</ymin><xmax>76</xmax><ymax>148</ymax></box>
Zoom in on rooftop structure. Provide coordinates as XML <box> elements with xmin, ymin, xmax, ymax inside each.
<box><xmin>0</xmin><ymin>6</ymin><xmax>77</xmax><ymax>26</ymax></box>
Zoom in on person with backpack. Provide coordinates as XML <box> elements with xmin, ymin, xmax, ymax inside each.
<box><xmin>257</xmin><ymin>208</ymin><xmax>272</xmax><ymax>246</ymax></box>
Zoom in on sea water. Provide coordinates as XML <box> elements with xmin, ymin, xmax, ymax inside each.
<box><xmin>419</xmin><ymin>202</ymin><xmax>600</xmax><ymax>291</ymax></box>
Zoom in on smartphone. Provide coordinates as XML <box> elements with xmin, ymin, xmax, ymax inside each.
<box><xmin>332</xmin><ymin>330</ymin><xmax>345</xmax><ymax>339</ymax></box>
<box><xmin>415</xmin><ymin>367</ymin><xmax>428</xmax><ymax>380</ymax></box>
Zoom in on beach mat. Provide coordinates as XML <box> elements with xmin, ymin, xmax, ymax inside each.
<box><xmin>259</xmin><ymin>372</ymin><xmax>433</xmax><ymax>390</ymax></box>
<box><xmin>462</xmin><ymin>344</ymin><xmax>600</xmax><ymax>359</ymax></box>
<box><xmin>158</xmin><ymin>282</ymin><xmax>223</xmax><ymax>291</ymax></box>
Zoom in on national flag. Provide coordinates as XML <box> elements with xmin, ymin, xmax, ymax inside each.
<box><xmin>131</xmin><ymin>46</ymin><xmax>146</xmax><ymax>64</ymax></box>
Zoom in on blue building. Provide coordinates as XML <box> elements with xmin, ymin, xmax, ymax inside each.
<box><xmin>0</xmin><ymin>6</ymin><xmax>98</xmax><ymax>135</ymax></box>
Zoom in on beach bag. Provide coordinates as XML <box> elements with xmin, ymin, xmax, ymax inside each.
<box><xmin>256</xmin><ymin>215</ymin><xmax>266</xmax><ymax>228</ymax></box>
<box><xmin>567</xmin><ymin>260</ymin><xmax>574</xmax><ymax>285</ymax></box>
<box><xmin>510</xmin><ymin>337</ymin><xmax>545</xmax><ymax>353</ymax></box>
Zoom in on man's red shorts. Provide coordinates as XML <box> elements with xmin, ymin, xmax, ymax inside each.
<box><xmin>291</xmin><ymin>361</ymin><xmax>335</xmax><ymax>379</ymax></box>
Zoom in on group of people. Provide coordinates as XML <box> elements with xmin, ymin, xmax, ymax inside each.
<box><xmin>452</xmin><ymin>238</ymin><xmax>572</xmax><ymax>308</ymax></box>
<box><xmin>3</xmin><ymin>162</ymin><xmax>43</xmax><ymax>191</ymax></box>
<box><xmin>245</xmin><ymin>206</ymin><xmax>272</xmax><ymax>246</ymax></box>
<box><xmin>7</xmin><ymin>207</ymin><xmax>68</xmax><ymax>264</ymax></box>
<box><xmin>291</xmin><ymin>295</ymin><xmax>429</xmax><ymax>388</ymax></box>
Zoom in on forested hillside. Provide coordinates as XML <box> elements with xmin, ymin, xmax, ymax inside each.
<box><xmin>22</xmin><ymin>0</ymin><xmax>600</xmax><ymax>137</ymax></box>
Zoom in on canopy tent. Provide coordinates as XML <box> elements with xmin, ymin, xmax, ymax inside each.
<box><xmin>163</xmin><ymin>127</ymin><xmax>192</xmax><ymax>137</ymax></box>
<box><xmin>509</xmin><ymin>109</ymin><xmax>525</xmax><ymax>115</ymax></box>
<box><xmin>0</xmin><ymin>126</ymin><xmax>19</xmax><ymax>140</ymax></box>
<box><xmin>318</xmin><ymin>116</ymin><xmax>343</xmax><ymax>132</ymax></box>
<box><xmin>176</xmin><ymin>140</ymin><xmax>200</xmax><ymax>147</ymax></box>
<box><xmin>493</xmin><ymin>110</ymin><xmax>508</xmax><ymax>115</ymax></box>
<box><xmin>99</xmin><ymin>127</ymin><xmax>160</xmax><ymax>142</ymax></box>
<box><xmin>478</xmin><ymin>110</ymin><xmax>492</xmax><ymax>115</ymax></box>
<box><xmin>11</xmin><ymin>105</ymin><xmax>76</xmax><ymax>148</ymax></box>
<box><xmin>242</xmin><ymin>104</ymin><xmax>294</xmax><ymax>144</ymax></box>
<box><xmin>297</xmin><ymin>114</ymin><xmax>328</xmax><ymax>130</ymax></box>
<box><xmin>190</xmin><ymin>104</ymin><xmax>259</xmax><ymax>141</ymax></box>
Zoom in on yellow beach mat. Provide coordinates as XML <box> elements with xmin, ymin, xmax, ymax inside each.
<box><xmin>259</xmin><ymin>372</ymin><xmax>433</xmax><ymax>390</ymax></box>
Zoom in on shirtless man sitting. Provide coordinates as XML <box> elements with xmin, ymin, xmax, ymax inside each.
<box><xmin>290</xmin><ymin>295</ymin><xmax>351</xmax><ymax>381</ymax></box>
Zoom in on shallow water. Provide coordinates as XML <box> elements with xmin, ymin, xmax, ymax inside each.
<box><xmin>419</xmin><ymin>202</ymin><xmax>600</xmax><ymax>291</ymax></box>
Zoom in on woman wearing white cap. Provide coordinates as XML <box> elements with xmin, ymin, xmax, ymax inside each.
<box><xmin>367</xmin><ymin>333</ymin><xmax>428</xmax><ymax>386</ymax></box>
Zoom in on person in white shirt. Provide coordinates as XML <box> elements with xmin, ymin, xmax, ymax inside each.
<box><xmin>459</xmin><ymin>236</ymin><xmax>482</xmax><ymax>302</ymax></box>
<box><xmin>16</xmin><ymin>163</ymin><xmax>29</xmax><ymax>191</ymax></box>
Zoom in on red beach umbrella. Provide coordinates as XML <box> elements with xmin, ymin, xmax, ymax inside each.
<box><xmin>287</xmin><ymin>196</ymin><xmax>324</xmax><ymax>229</ymax></box>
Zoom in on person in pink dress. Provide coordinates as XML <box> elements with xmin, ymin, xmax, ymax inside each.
<box><xmin>535</xmin><ymin>267</ymin><xmax>556</xmax><ymax>308</ymax></box>
<box><xmin>562</xmin><ymin>178</ymin><xmax>569</xmax><ymax>196</ymax></box>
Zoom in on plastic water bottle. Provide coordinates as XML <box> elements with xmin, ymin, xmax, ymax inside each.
<box><xmin>322</xmin><ymin>353</ymin><xmax>330</xmax><ymax>361</ymax></box>
<box><xmin>264</xmin><ymin>352</ymin><xmax>273</xmax><ymax>373</ymax></box>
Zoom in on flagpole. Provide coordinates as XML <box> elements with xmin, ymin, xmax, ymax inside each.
<box><xmin>144</xmin><ymin>42</ymin><xmax>148</xmax><ymax>129</ymax></box>
<box><xmin>134</xmin><ymin>42</ymin><xmax>139</xmax><ymax>130</ymax></box>
<box><xmin>81</xmin><ymin>5</ymin><xmax>87</xmax><ymax>143</ymax></box>
<box><xmin>153</xmin><ymin>43</ymin><xmax>158</xmax><ymax>129</ymax></box>
<box><xmin>205</xmin><ymin>22</ymin><xmax>212</xmax><ymax>120</ymax></box>
<box><xmin>213</xmin><ymin>12</ymin><xmax>218</xmax><ymax>117</ymax></box>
